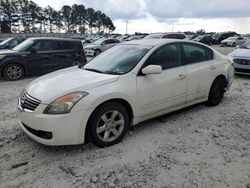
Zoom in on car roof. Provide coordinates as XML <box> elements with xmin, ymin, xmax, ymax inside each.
<box><xmin>28</xmin><ymin>37</ymin><xmax>81</xmax><ymax>42</ymax></box>
<box><xmin>123</xmin><ymin>39</ymin><xmax>184</xmax><ymax>46</ymax></box>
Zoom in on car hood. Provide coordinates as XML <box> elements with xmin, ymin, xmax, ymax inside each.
<box><xmin>0</xmin><ymin>49</ymin><xmax>18</xmax><ymax>54</ymax></box>
<box><xmin>228</xmin><ymin>49</ymin><xmax>250</xmax><ymax>59</ymax></box>
<box><xmin>25</xmin><ymin>66</ymin><xmax>120</xmax><ymax>103</ymax></box>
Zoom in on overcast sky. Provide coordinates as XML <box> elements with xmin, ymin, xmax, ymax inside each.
<box><xmin>33</xmin><ymin>0</ymin><xmax>250</xmax><ymax>34</ymax></box>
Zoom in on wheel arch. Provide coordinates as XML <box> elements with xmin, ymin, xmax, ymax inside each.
<box><xmin>84</xmin><ymin>98</ymin><xmax>134</xmax><ymax>143</ymax></box>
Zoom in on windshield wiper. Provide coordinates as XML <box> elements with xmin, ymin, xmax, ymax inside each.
<box><xmin>84</xmin><ymin>68</ymin><xmax>105</xmax><ymax>74</ymax></box>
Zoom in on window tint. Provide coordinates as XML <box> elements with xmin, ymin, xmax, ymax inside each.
<box><xmin>32</xmin><ymin>40</ymin><xmax>57</xmax><ymax>51</ymax></box>
<box><xmin>162</xmin><ymin>34</ymin><xmax>185</xmax><ymax>39</ymax></box>
<box><xmin>175</xmin><ymin>34</ymin><xmax>186</xmax><ymax>39</ymax></box>
<box><xmin>182</xmin><ymin>44</ymin><xmax>212</xmax><ymax>64</ymax></box>
<box><xmin>145</xmin><ymin>44</ymin><xmax>181</xmax><ymax>70</ymax></box>
<box><xmin>57</xmin><ymin>41</ymin><xmax>73</xmax><ymax>50</ymax></box>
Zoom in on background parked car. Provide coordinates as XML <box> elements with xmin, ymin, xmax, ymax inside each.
<box><xmin>212</xmin><ymin>32</ymin><xmax>238</xmax><ymax>44</ymax></box>
<box><xmin>221</xmin><ymin>36</ymin><xmax>247</xmax><ymax>47</ymax></box>
<box><xmin>0</xmin><ymin>36</ymin><xmax>28</xmax><ymax>50</ymax></box>
<box><xmin>143</xmin><ymin>32</ymin><xmax>188</xmax><ymax>40</ymax></box>
<box><xmin>228</xmin><ymin>40</ymin><xmax>250</xmax><ymax>75</ymax></box>
<box><xmin>0</xmin><ymin>37</ymin><xmax>86</xmax><ymax>81</ymax></box>
<box><xmin>84</xmin><ymin>38</ymin><xmax>120</xmax><ymax>56</ymax></box>
<box><xmin>193</xmin><ymin>35</ymin><xmax>213</xmax><ymax>45</ymax></box>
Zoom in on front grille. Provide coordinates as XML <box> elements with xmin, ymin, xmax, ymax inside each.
<box><xmin>234</xmin><ymin>59</ymin><xmax>250</xmax><ymax>65</ymax></box>
<box><xmin>235</xmin><ymin>68</ymin><xmax>250</xmax><ymax>74</ymax></box>
<box><xmin>22</xmin><ymin>123</ymin><xmax>52</xmax><ymax>140</ymax></box>
<box><xmin>19</xmin><ymin>91</ymin><xmax>41</xmax><ymax>112</ymax></box>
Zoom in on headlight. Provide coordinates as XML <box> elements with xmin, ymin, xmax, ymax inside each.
<box><xmin>0</xmin><ymin>55</ymin><xmax>6</xmax><ymax>60</ymax></box>
<box><xmin>44</xmin><ymin>91</ymin><xmax>88</xmax><ymax>114</ymax></box>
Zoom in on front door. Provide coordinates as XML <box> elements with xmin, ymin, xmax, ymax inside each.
<box><xmin>136</xmin><ymin>43</ymin><xmax>187</xmax><ymax>118</ymax></box>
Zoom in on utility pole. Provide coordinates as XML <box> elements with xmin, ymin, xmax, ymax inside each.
<box><xmin>125</xmin><ymin>20</ymin><xmax>128</xmax><ymax>35</ymax></box>
<box><xmin>0</xmin><ymin>0</ymin><xmax>2</xmax><ymax>39</ymax></box>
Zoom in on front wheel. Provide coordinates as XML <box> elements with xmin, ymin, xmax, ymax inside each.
<box><xmin>94</xmin><ymin>49</ymin><xmax>101</xmax><ymax>56</ymax></box>
<box><xmin>3</xmin><ymin>64</ymin><xmax>24</xmax><ymax>81</ymax></box>
<box><xmin>88</xmin><ymin>102</ymin><xmax>129</xmax><ymax>147</ymax></box>
<box><xmin>207</xmin><ymin>78</ymin><xmax>225</xmax><ymax>106</ymax></box>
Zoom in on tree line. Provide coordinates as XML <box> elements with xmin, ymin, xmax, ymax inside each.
<box><xmin>0</xmin><ymin>0</ymin><xmax>116</xmax><ymax>34</ymax></box>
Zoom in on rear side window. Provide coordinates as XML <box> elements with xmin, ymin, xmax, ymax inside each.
<box><xmin>162</xmin><ymin>34</ymin><xmax>186</xmax><ymax>39</ymax></box>
<box><xmin>182</xmin><ymin>44</ymin><xmax>213</xmax><ymax>64</ymax></box>
<box><xmin>57</xmin><ymin>41</ymin><xmax>73</xmax><ymax>50</ymax></box>
<box><xmin>175</xmin><ymin>34</ymin><xmax>186</xmax><ymax>39</ymax></box>
<box><xmin>145</xmin><ymin>44</ymin><xmax>181</xmax><ymax>70</ymax></box>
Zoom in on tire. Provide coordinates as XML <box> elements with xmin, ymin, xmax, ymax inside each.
<box><xmin>88</xmin><ymin>102</ymin><xmax>129</xmax><ymax>147</ymax></box>
<box><xmin>232</xmin><ymin>43</ymin><xmax>236</xmax><ymax>47</ymax></box>
<box><xmin>94</xmin><ymin>49</ymin><xmax>101</xmax><ymax>56</ymax></box>
<box><xmin>3</xmin><ymin>63</ymin><xmax>24</xmax><ymax>81</ymax></box>
<box><xmin>207</xmin><ymin>78</ymin><xmax>225</xmax><ymax>106</ymax></box>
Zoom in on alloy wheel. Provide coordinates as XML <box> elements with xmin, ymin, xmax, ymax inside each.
<box><xmin>6</xmin><ymin>65</ymin><xmax>23</xmax><ymax>80</ymax></box>
<box><xmin>96</xmin><ymin>110</ymin><xmax>125</xmax><ymax>142</ymax></box>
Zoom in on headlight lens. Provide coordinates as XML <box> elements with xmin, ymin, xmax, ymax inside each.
<box><xmin>44</xmin><ymin>91</ymin><xmax>88</xmax><ymax>114</ymax></box>
<box><xmin>0</xmin><ymin>55</ymin><xmax>6</xmax><ymax>60</ymax></box>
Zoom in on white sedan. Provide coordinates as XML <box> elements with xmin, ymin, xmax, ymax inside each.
<box><xmin>17</xmin><ymin>39</ymin><xmax>234</xmax><ymax>147</ymax></box>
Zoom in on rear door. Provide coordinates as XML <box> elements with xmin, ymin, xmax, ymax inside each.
<box><xmin>55</xmin><ymin>41</ymin><xmax>75</xmax><ymax>69</ymax></box>
<box><xmin>26</xmin><ymin>40</ymin><xmax>58</xmax><ymax>74</ymax></box>
<box><xmin>181</xmin><ymin>43</ymin><xmax>215</xmax><ymax>102</ymax></box>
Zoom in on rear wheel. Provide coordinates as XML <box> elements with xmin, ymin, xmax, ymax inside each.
<box><xmin>207</xmin><ymin>78</ymin><xmax>225</xmax><ymax>106</ymax></box>
<box><xmin>88</xmin><ymin>102</ymin><xmax>129</xmax><ymax>147</ymax></box>
<box><xmin>3</xmin><ymin>64</ymin><xmax>24</xmax><ymax>81</ymax></box>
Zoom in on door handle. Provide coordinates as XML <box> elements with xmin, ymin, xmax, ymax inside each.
<box><xmin>177</xmin><ymin>74</ymin><xmax>186</xmax><ymax>80</ymax></box>
<box><xmin>210</xmin><ymin>65</ymin><xmax>216</xmax><ymax>70</ymax></box>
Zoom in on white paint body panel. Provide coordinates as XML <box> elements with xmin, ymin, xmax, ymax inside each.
<box><xmin>18</xmin><ymin>40</ymin><xmax>234</xmax><ymax>146</ymax></box>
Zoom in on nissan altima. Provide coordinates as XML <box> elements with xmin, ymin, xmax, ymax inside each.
<box><xmin>18</xmin><ymin>39</ymin><xmax>234</xmax><ymax>147</ymax></box>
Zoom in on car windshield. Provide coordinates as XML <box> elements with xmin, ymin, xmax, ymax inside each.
<box><xmin>195</xmin><ymin>36</ymin><xmax>203</xmax><ymax>40</ymax></box>
<box><xmin>143</xmin><ymin>34</ymin><xmax>162</xmax><ymax>39</ymax></box>
<box><xmin>241</xmin><ymin>40</ymin><xmax>250</xmax><ymax>49</ymax></box>
<box><xmin>212</xmin><ymin>33</ymin><xmax>221</xmax><ymax>40</ymax></box>
<box><xmin>93</xmin><ymin>39</ymin><xmax>105</xmax><ymax>45</ymax></box>
<box><xmin>227</xmin><ymin>37</ymin><xmax>237</xmax><ymax>40</ymax></box>
<box><xmin>0</xmin><ymin>37</ymin><xmax>13</xmax><ymax>45</ymax></box>
<box><xmin>13</xmin><ymin>38</ymin><xmax>35</xmax><ymax>51</ymax></box>
<box><xmin>83</xmin><ymin>44</ymin><xmax>151</xmax><ymax>75</ymax></box>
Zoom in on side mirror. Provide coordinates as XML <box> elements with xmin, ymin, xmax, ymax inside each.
<box><xmin>142</xmin><ymin>65</ymin><xmax>162</xmax><ymax>75</ymax></box>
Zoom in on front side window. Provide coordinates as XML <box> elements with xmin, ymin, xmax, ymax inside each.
<box><xmin>182</xmin><ymin>44</ymin><xmax>212</xmax><ymax>64</ymax></box>
<box><xmin>144</xmin><ymin>44</ymin><xmax>181</xmax><ymax>70</ymax></box>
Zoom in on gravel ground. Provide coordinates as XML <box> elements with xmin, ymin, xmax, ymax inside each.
<box><xmin>0</xmin><ymin>47</ymin><xmax>250</xmax><ymax>188</ymax></box>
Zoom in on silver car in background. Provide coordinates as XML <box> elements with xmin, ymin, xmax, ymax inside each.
<box><xmin>228</xmin><ymin>40</ymin><xmax>250</xmax><ymax>75</ymax></box>
<box><xmin>84</xmin><ymin>38</ymin><xmax>120</xmax><ymax>56</ymax></box>
<box><xmin>221</xmin><ymin>36</ymin><xmax>247</xmax><ymax>47</ymax></box>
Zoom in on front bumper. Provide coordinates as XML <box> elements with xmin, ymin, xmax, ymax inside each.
<box><xmin>233</xmin><ymin>63</ymin><xmax>250</xmax><ymax>75</ymax></box>
<box><xmin>17</xmin><ymin>104</ymin><xmax>91</xmax><ymax>146</ymax></box>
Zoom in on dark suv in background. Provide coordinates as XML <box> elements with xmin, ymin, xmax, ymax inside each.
<box><xmin>0</xmin><ymin>37</ymin><xmax>86</xmax><ymax>80</ymax></box>
<box><xmin>0</xmin><ymin>36</ymin><xmax>28</xmax><ymax>49</ymax></box>
<box><xmin>212</xmin><ymin>32</ymin><xmax>238</xmax><ymax>44</ymax></box>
